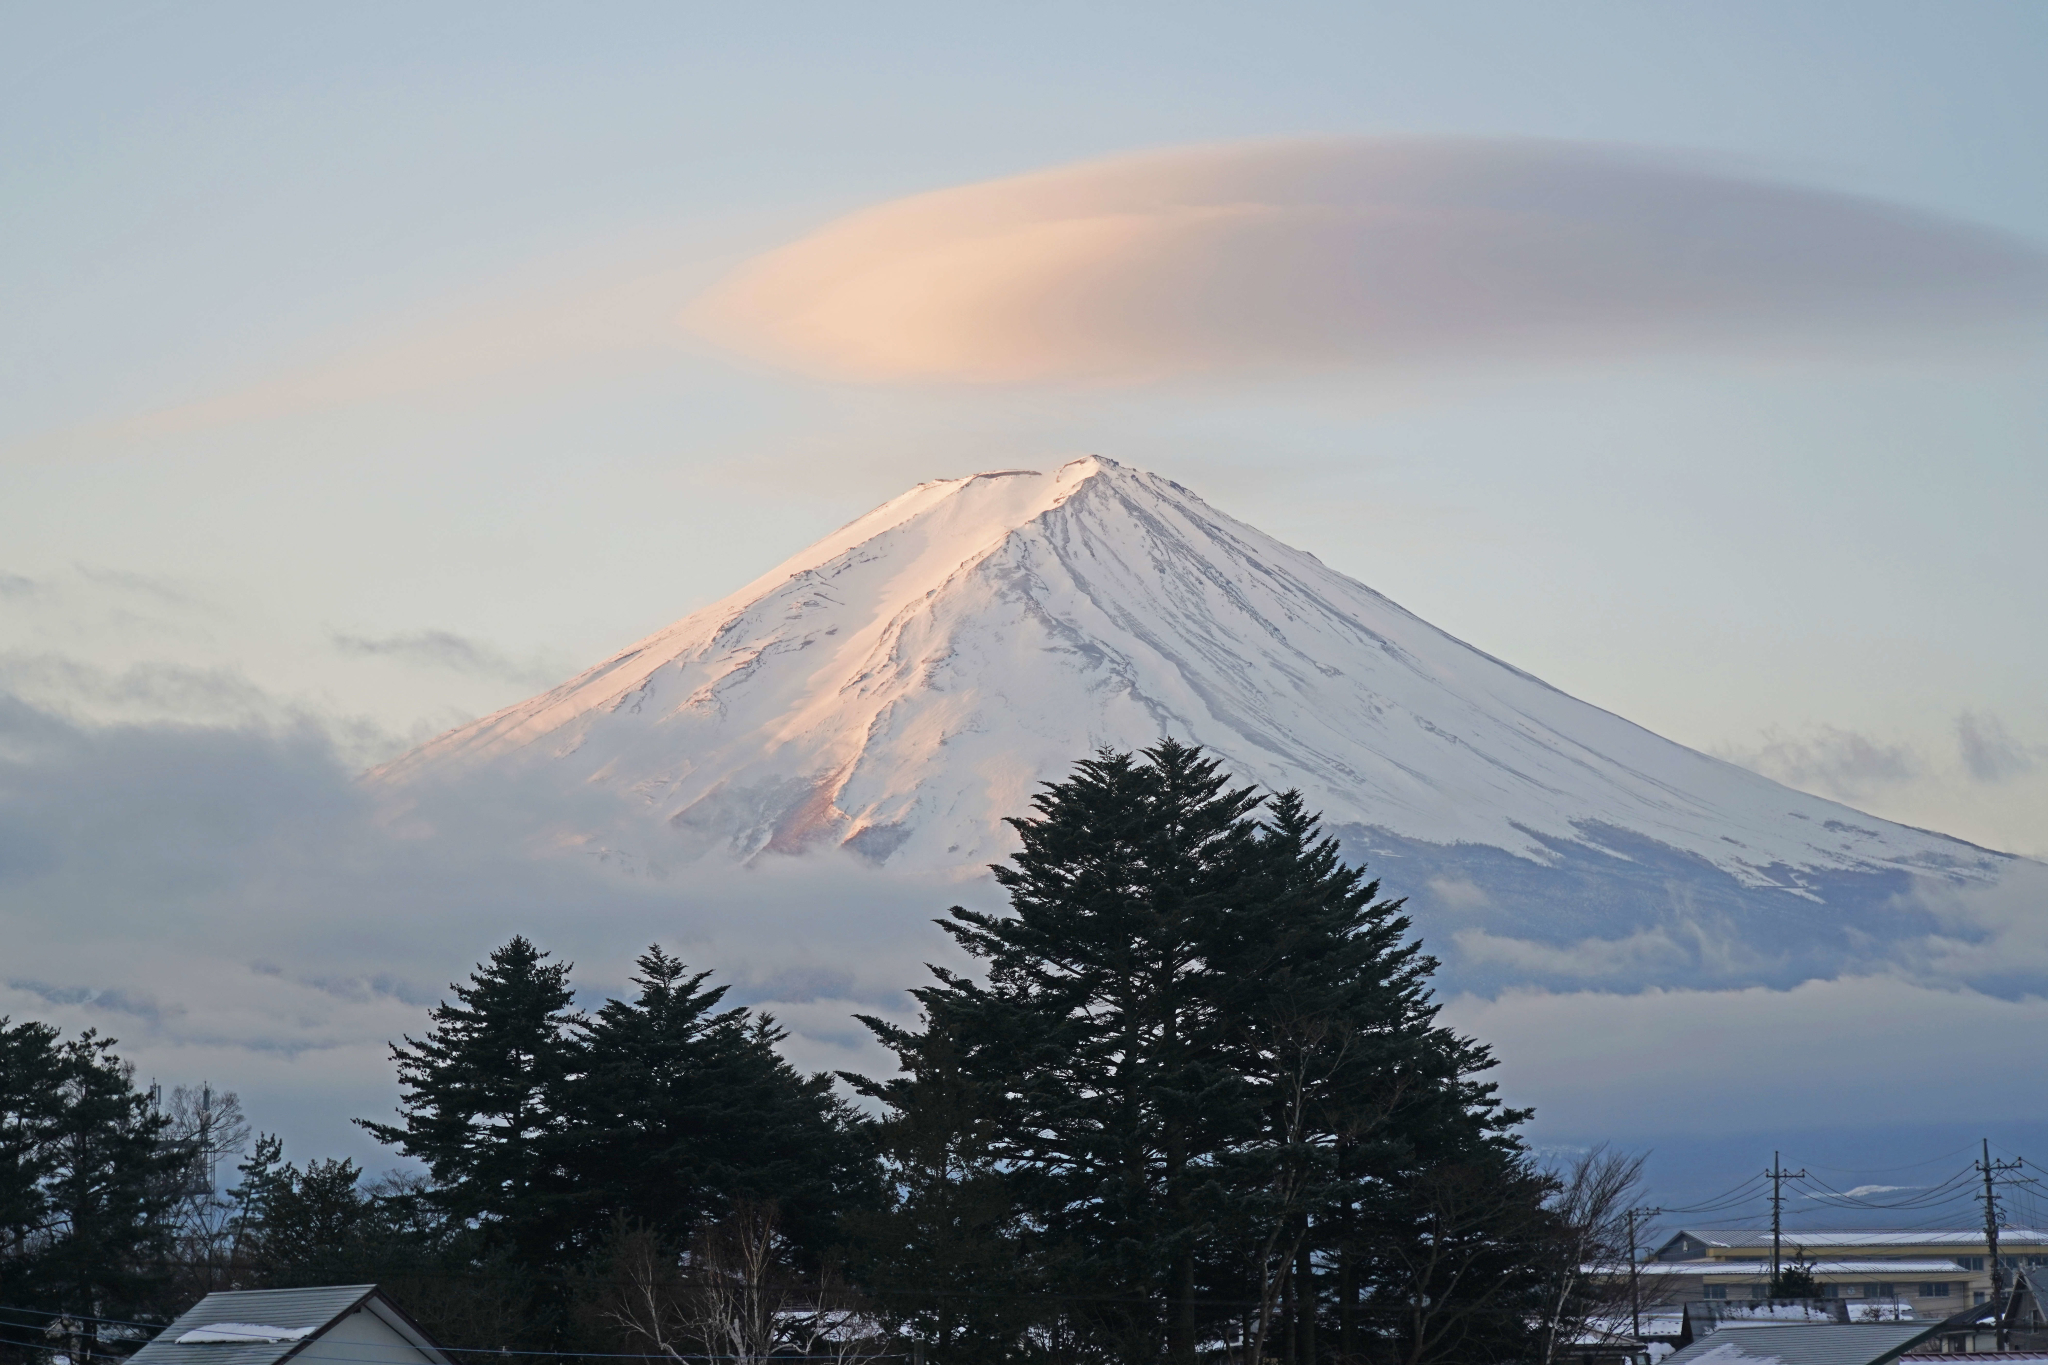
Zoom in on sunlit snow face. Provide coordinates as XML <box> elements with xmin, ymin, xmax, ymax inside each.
<box><xmin>690</xmin><ymin>138</ymin><xmax>2048</xmax><ymax>385</ymax></box>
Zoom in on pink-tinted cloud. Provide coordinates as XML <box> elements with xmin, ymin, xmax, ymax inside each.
<box><xmin>690</xmin><ymin>138</ymin><xmax>2048</xmax><ymax>384</ymax></box>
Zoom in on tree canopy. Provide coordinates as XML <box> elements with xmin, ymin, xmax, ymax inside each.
<box><xmin>850</xmin><ymin>741</ymin><xmax>1549</xmax><ymax>1365</ymax></box>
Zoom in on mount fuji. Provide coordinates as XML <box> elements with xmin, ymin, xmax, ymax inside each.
<box><xmin>378</xmin><ymin>457</ymin><xmax>2014</xmax><ymax>994</ymax></box>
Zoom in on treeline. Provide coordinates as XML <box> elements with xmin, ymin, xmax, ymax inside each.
<box><xmin>1</xmin><ymin>744</ymin><xmax>1639</xmax><ymax>1365</ymax></box>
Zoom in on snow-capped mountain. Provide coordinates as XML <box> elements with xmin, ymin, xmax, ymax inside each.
<box><xmin>379</xmin><ymin>457</ymin><xmax>2012</xmax><ymax>990</ymax></box>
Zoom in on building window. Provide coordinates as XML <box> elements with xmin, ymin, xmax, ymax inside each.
<box><xmin>1878</xmin><ymin>1284</ymin><xmax>1896</xmax><ymax>1298</ymax></box>
<box><xmin>1961</xmin><ymin>1257</ymin><xmax>1986</xmax><ymax>1271</ymax></box>
<box><xmin>1921</xmin><ymin>1283</ymin><xmax>1953</xmax><ymax>1298</ymax></box>
<box><xmin>1703</xmin><ymin>1285</ymin><xmax>1727</xmax><ymax>1300</ymax></box>
<box><xmin>1750</xmin><ymin>1285</ymin><xmax>1769</xmax><ymax>1300</ymax></box>
<box><xmin>1821</xmin><ymin>1284</ymin><xmax>1838</xmax><ymax>1298</ymax></box>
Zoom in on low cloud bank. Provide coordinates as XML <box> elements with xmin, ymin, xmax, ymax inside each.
<box><xmin>0</xmin><ymin>690</ymin><xmax>979</xmax><ymax>1162</ymax></box>
<box><xmin>3</xmin><ymin>682</ymin><xmax>2043</xmax><ymax>1164</ymax></box>
<box><xmin>692</xmin><ymin>137</ymin><xmax>2048</xmax><ymax>385</ymax></box>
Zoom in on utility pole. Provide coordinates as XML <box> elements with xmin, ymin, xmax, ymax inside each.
<box><xmin>1625</xmin><ymin>1205</ymin><xmax>1664</xmax><ymax>1340</ymax></box>
<box><xmin>1765</xmin><ymin>1152</ymin><xmax>1807</xmax><ymax>1290</ymax></box>
<box><xmin>1977</xmin><ymin>1139</ymin><xmax>2024</xmax><ymax>1349</ymax></box>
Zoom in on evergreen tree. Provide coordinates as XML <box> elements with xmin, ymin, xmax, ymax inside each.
<box><xmin>0</xmin><ymin>1018</ymin><xmax>69</xmax><ymax>1295</ymax></box>
<box><xmin>1770</xmin><ymin>1254</ymin><xmax>1820</xmax><ymax>1300</ymax></box>
<box><xmin>0</xmin><ymin>1022</ymin><xmax>181</xmax><ymax>1359</ymax></box>
<box><xmin>230</xmin><ymin>1136</ymin><xmax>530</xmax><ymax>1350</ymax></box>
<box><xmin>567</xmin><ymin>946</ymin><xmax>872</xmax><ymax>1261</ymax></box>
<box><xmin>862</xmin><ymin>742</ymin><xmax>1266</xmax><ymax>1365</ymax></box>
<box><xmin>1217</xmin><ymin>791</ymin><xmax>1539</xmax><ymax>1365</ymax></box>
<box><xmin>857</xmin><ymin>744</ymin><xmax>1546</xmax><ymax>1365</ymax></box>
<box><xmin>358</xmin><ymin>936</ymin><xmax>584</xmax><ymax>1271</ymax></box>
<box><xmin>842</xmin><ymin>1021</ymin><xmax>1039</xmax><ymax>1365</ymax></box>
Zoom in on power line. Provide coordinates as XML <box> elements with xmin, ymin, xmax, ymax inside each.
<box><xmin>1787</xmin><ymin>1167</ymin><xmax>1981</xmax><ymax>1212</ymax></box>
<box><xmin>1805</xmin><ymin>1147</ymin><xmax>1980</xmax><ymax>1178</ymax></box>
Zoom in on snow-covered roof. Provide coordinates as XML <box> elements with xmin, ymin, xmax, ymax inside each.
<box><xmin>1663</xmin><ymin>1322</ymin><xmax>1944</xmax><ymax>1365</ymax></box>
<box><xmin>131</xmin><ymin>1287</ymin><xmax>449</xmax><ymax>1365</ymax></box>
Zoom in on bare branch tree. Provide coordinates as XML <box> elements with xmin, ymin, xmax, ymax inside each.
<box><xmin>596</xmin><ymin>1204</ymin><xmax>884</xmax><ymax>1365</ymax></box>
<box><xmin>1535</xmin><ymin>1146</ymin><xmax>1650</xmax><ymax>1365</ymax></box>
<box><xmin>161</xmin><ymin>1083</ymin><xmax>252</xmax><ymax>1293</ymax></box>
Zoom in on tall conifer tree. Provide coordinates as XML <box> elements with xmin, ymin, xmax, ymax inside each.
<box><xmin>858</xmin><ymin>744</ymin><xmax>1544</xmax><ymax>1365</ymax></box>
<box><xmin>864</xmin><ymin>742</ymin><xmax>1263</xmax><ymax>1365</ymax></box>
<box><xmin>569</xmin><ymin>946</ymin><xmax>871</xmax><ymax>1261</ymax></box>
<box><xmin>358</xmin><ymin>935</ymin><xmax>583</xmax><ymax>1269</ymax></box>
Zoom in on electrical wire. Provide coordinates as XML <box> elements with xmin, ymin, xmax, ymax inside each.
<box><xmin>1788</xmin><ymin>1167</ymin><xmax>1983</xmax><ymax>1213</ymax></box>
<box><xmin>1651</xmin><ymin>1172</ymin><xmax>1774</xmax><ymax>1217</ymax></box>
<box><xmin>1805</xmin><ymin>1148</ymin><xmax>1980</xmax><ymax>1178</ymax></box>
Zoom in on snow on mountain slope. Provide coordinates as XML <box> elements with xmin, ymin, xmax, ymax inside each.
<box><xmin>377</xmin><ymin>457</ymin><xmax>2008</xmax><ymax>907</ymax></box>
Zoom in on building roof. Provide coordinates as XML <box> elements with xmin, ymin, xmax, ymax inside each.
<box><xmin>1618</xmin><ymin>1260</ymin><xmax>1972</xmax><ymax>1277</ymax></box>
<box><xmin>1662</xmin><ymin>1323</ymin><xmax>1943</xmax><ymax>1365</ymax></box>
<box><xmin>1662</xmin><ymin>1230</ymin><xmax>2048</xmax><ymax>1253</ymax></box>
<box><xmin>1691</xmin><ymin>1303</ymin><xmax>1851</xmax><ymax>1329</ymax></box>
<box><xmin>130</xmin><ymin>1287</ymin><xmax>448</xmax><ymax>1365</ymax></box>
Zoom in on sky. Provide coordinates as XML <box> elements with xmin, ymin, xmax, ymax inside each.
<box><xmin>4</xmin><ymin>1</ymin><xmax>2047</xmax><ymax>1209</ymax></box>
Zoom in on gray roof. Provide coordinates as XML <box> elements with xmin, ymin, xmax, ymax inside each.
<box><xmin>1663</xmin><ymin>1229</ymin><xmax>2048</xmax><ymax>1251</ymax></box>
<box><xmin>1663</xmin><ymin>1323</ymin><xmax>1944</xmax><ymax>1365</ymax></box>
<box><xmin>130</xmin><ymin>1287</ymin><xmax>445</xmax><ymax>1365</ymax></box>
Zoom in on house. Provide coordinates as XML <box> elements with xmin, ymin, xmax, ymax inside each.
<box><xmin>2003</xmin><ymin>1265</ymin><xmax>2048</xmax><ymax>1341</ymax></box>
<box><xmin>130</xmin><ymin>1286</ymin><xmax>451</xmax><ymax>1365</ymax></box>
<box><xmin>1661</xmin><ymin>1321</ymin><xmax>1945</xmax><ymax>1365</ymax></box>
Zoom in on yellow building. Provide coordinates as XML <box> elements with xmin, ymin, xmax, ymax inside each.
<box><xmin>1651</xmin><ymin>1229</ymin><xmax>2048</xmax><ymax>1314</ymax></box>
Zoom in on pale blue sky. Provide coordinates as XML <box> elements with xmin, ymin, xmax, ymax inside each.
<box><xmin>5</xmin><ymin>1</ymin><xmax>2048</xmax><ymax>1169</ymax></box>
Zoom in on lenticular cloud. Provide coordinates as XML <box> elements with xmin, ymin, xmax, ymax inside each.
<box><xmin>689</xmin><ymin>137</ymin><xmax>2048</xmax><ymax>384</ymax></box>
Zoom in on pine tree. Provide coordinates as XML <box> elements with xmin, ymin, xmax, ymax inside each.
<box><xmin>358</xmin><ymin>935</ymin><xmax>584</xmax><ymax>1269</ymax></box>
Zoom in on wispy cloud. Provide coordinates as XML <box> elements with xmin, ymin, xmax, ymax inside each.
<box><xmin>6</xmin><ymin>256</ymin><xmax>706</xmax><ymax>464</ymax></box>
<box><xmin>7</xmin><ymin>979</ymin><xmax>182</xmax><ymax>1026</ymax></box>
<box><xmin>0</xmin><ymin>654</ymin><xmax>282</xmax><ymax>726</ymax></box>
<box><xmin>1720</xmin><ymin>724</ymin><xmax>1921</xmax><ymax>801</ymax></box>
<box><xmin>691</xmin><ymin>136</ymin><xmax>2048</xmax><ymax>385</ymax></box>
<box><xmin>75</xmin><ymin>565</ymin><xmax>206</xmax><ymax>609</ymax></box>
<box><xmin>1957</xmin><ymin>711</ymin><xmax>2042</xmax><ymax>783</ymax></box>
<box><xmin>331</xmin><ymin>629</ymin><xmax>561</xmax><ymax>687</ymax></box>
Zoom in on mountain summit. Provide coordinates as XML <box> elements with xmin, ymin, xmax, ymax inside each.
<box><xmin>380</xmin><ymin>457</ymin><xmax>2007</xmax><ymax>988</ymax></box>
